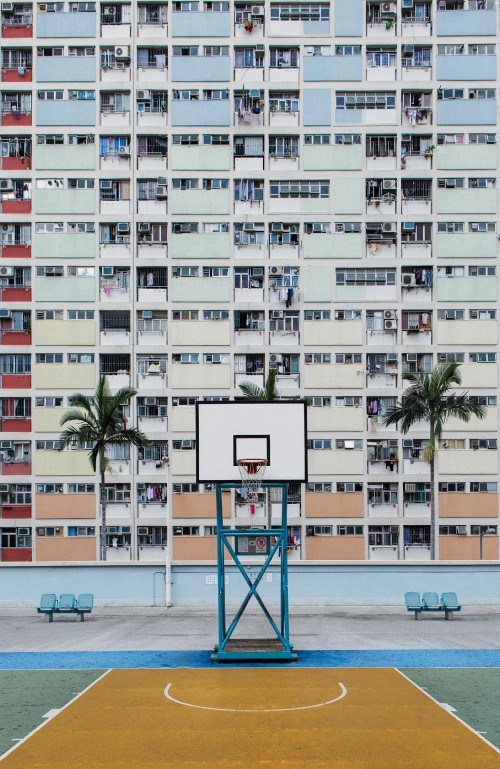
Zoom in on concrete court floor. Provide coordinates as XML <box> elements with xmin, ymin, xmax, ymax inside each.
<box><xmin>1</xmin><ymin>605</ymin><xmax>500</xmax><ymax>652</ymax></box>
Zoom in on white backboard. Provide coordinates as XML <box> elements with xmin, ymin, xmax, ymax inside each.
<box><xmin>196</xmin><ymin>401</ymin><xmax>308</xmax><ymax>483</ymax></box>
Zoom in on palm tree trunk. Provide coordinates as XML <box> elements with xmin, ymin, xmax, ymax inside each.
<box><xmin>429</xmin><ymin>455</ymin><xmax>436</xmax><ymax>561</ymax></box>
<box><xmin>100</xmin><ymin>469</ymin><xmax>107</xmax><ymax>562</ymax></box>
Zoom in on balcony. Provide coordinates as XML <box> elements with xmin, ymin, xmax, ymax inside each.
<box><xmin>1</xmin><ymin>458</ymin><xmax>30</xmax><ymax>476</ymax></box>
<box><xmin>137</xmin><ymin>452</ymin><xmax>168</xmax><ymax>477</ymax></box>
<box><xmin>1</xmin><ymin>106</ymin><xmax>31</xmax><ymax>127</ymax></box>
<box><xmin>1</xmin><ymin>65</ymin><xmax>32</xmax><ymax>83</ymax></box>
<box><xmin>366</xmin><ymin>3</ymin><xmax>397</xmax><ymax>37</ymax></box>
<box><xmin>1</xmin><ymin>12</ymin><xmax>33</xmax><ymax>38</ymax></box>
<box><xmin>0</xmin><ymin>415</ymin><xmax>31</xmax><ymax>433</ymax></box>
<box><xmin>0</xmin><ymin>326</ymin><xmax>31</xmax><ymax>346</ymax></box>
<box><xmin>401</xmin><ymin>181</ymin><xmax>432</xmax><ymax>216</ymax></box>
<box><xmin>401</xmin><ymin>273</ymin><xmax>433</xmax><ymax>302</ymax></box>
<box><xmin>0</xmin><ymin>373</ymin><xmax>31</xmax><ymax>389</ymax></box>
<box><xmin>136</xmin><ymin>320</ymin><xmax>167</xmax><ymax>347</ymax></box>
<box><xmin>100</xmin><ymin>11</ymin><xmax>131</xmax><ymax>39</ymax></box>
<box><xmin>1</xmin><ymin>239</ymin><xmax>30</xmax><ymax>259</ymax></box>
<box><xmin>366</xmin><ymin>362</ymin><xmax>398</xmax><ymax>389</ymax></box>
<box><xmin>137</xmin><ymin>59</ymin><xmax>167</xmax><ymax>85</ymax></box>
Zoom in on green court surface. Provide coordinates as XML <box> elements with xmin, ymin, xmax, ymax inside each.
<box><xmin>401</xmin><ymin>668</ymin><xmax>500</xmax><ymax>750</ymax></box>
<box><xmin>0</xmin><ymin>670</ymin><xmax>104</xmax><ymax>757</ymax></box>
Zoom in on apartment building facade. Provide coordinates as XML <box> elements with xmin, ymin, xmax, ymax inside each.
<box><xmin>0</xmin><ymin>0</ymin><xmax>499</xmax><ymax>564</ymax></box>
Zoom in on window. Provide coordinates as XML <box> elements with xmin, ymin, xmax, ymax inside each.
<box><xmin>469</xmin><ymin>221</ymin><xmax>495</xmax><ymax>232</ymax></box>
<box><xmin>37</xmin><ymin>90</ymin><xmax>63</xmax><ymax>101</ymax></box>
<box><xmin>305</xmin><ymin>353</ymin><xmax>330</xmax><ymax>364</ymax></box>
<box><xmin>36</xmin><ymin>396</ymin><xmax>63</xmax><ymax>407</ymax></box>
<box><xmin>366</xmin><ymin>48</ymin><xmax>397</xmax><ymax>67</ymax></box>
<box><xmin>336</xmin><ymin>439</ymin><xmax>362</xmax><ymax>449</ymax></box>
<box><xmin>437</xmin><ymin>222</ymin><xmax>464</xmax><ymax>233</ymax></box>
<box><xmin>306</xmin><ymin>482</ymin><xmax>332</xmax><ymax>492</ymax></box>
<box><xmin>67</xmin><ymin>353</ymin><xmax>94</xmax><ymax>363</ymax></box>
<box><xmin>304</xmin><ymin>310</ymin><xmax>330</xmax><ymax>320</ymax></box>
<box><xmin>269</xmin><ymin>48</ymin><xmax>299</xmax><ymax>68</ymax></box>
<box><xmin>469</xmin><ymin>178</ymin><xmax>495</xmax><ymax>188</ymax></box>
<box><xmin>336</xmin><ymin>222</ymin><xmax>361</xmax><ymax>233</ymax></box>
<box><xmin>172</xmin><ymin>310</ymin><xmax>199</xmax><ymax>320</ymax></box>
<box><xmin>307</xmin><ymin>439</ymin><xmax>332</xmax><ymax>450</ymax></box>
<box><xmin>471</xmin><ymin>525</ymin><xmax>498</xmax><ymax>535</ymax></box>
<box><xmin>172</xmin><ymin>134</ymin><xmax>199</xmax><ymax>145</ymax></box>
<box><xmin>469</xmin><ymin>352</ymin><xmax>496</xmax><ymax>363</ymax></box>
<box><xmin>335</xmin><ymin>309</ymin><xmax>361</xmax><ymax>320</ymax></box>
<box><xmin>337</xmin><ymin>482</ymin><xmax>363</xmax><ymax>492</ymax></box>
<box><xmin>306</xmin><ymin>397</ymin><xmax>331</xmax><ymax>409</ymax></box>
<box><xmin>469</xmin><ymin>396</ymin><xmax>496</xmax><ymax>406</ymax></box>
<box><xmin>35</xmin><ymin>353</ymin><xmax>63</xmax><ymax>364</ymax></box>
<box><xmin>335</xmin><ymin>353</ymin><xmax>362</xmax><ymax>364</ymax></box>
<box><xmin>437</xmin><ymin>44</ymin><xmax>464</xmax><ymax>55</ymax></box>
<box><xmin>68</xmin><ymin>483</ymin><xmax>95</xmax><ymax>493</ymax></box>
<box><xmin>203</xmin><ymin>310</ymin><xmax>229</xmax><ymax>320</ymax></box>
<box><xmin>336</xmin><ymin>92</ymin><xmax>396</xmax><ymax>110</ymax></box>
<box><xmin>269</xmin><ymin>181</ymin><xmax>329</xmax><ymax>198</ymax></box>
<box><xmin>469</xmin><ymin>134</ymin><xmax>496</xmax><ymax>144</ymax></box>
<box><xmin>438</xmin><ymin>352</ymin><xmax>464</xmax><ymax>363</ymax></box>
<box><xmin>173</xmin><ymin>526</ymin><xmax>200</xmax><ymax>536</ymax></box>
<box><xmin>470</xmin><ymin>307</ymin><xmax>496</xmax><ymax>317</ymax></box>
<box><xmin>438</xmin><ymin>439</ymin><xmax>464</xmax><ymax>449</ymax></box>
<box><xmin>437</xmin><ymin>309</ymin><xmax>464</xmax><ymax>320</ymax></box>
<box><xmin>68</xmin><ymin>526</ymin><xmax>95</xmax><ymax>537</ymax></box>
<box><xmin>470</xmin><ymin>482</ymin><xmax>497</xmax><ymax>492</ymax></box>
<box><xmin>172</xmin><ymin>266</ymin><xmax>198</xmax><ymax>277</ymax></box>
<box><xmin>68</xmin><ymin>90</ymin><xmax>95</xmax><ymax>101</ymax></box>
<box><xmin>203</xmin><ymin>267</ymin><xmax>228</xmax><ymax>277</ymax></box>
<box><xmin>203</xmin><ymin>353</ymin><xmax>230</xmax><ymax>364</ymax></box>
<box><xmin>271</xmin><ymin>3</ymin><xmax>329</xmax><ymax>21</ymax></box>
<box><xmin>67</xmin><ymin>310</ymin><xmax>94</xmax><ymax>319</ymax></box>
<box><xmin>336</xmin><ymin>396</ymin><xmax>361</xmax><ymax>407</ymax></box>
<box><xmin>36</xmin><ymin>309</ymin><xmax>63</xmax><ymax>320</ymax></box>
<box><xmin>437</xmin><ymin>178</ymin><xmax>464</xmax><ymax>189</ymax></box>
<box><xmin>439</xmin><ymin>525</ymin><xmax>467</xmax><ymax>535</ymax></box>
<box><xmin>468</xmin><ymin>44</ymin><xmax>495</xmax><ymax>55</ymax></box>
<box><xmin>439</xmin><ymin>483</ymin><xmax>466</xmax><ymax>493</ymax></box>
<box><xmin>36</xmin><ymin>483</ymin><xmax>63</xmax><ymax>493</ymax></box>
<box><xmin>36</xmin><ymin>527</ymin><xmax>63</xmax><ymax>537</ymax></box>
<box><xmin>36</xmin><ymin>440</ymin><xmax>62</xmax><ymax>450</ymax></box>
<box><xmin>172</xmin><ymin>483</ymin><xmax>199</xmax><ymax>493</ymax></box>
<box><xmin>470</xmin><ymin>439</ymin><xmax>497</xmax><ymax>450</ymax></box>
<box><xmin>172</xmin><ymin>353</ymin><xmax>199</xmax><ymax>364</ymax></box>
<box><xmin>308</xmin><ymin>526</ymin><xmax>333</xmax><ymax>536</ymax></box>
<box><xmin>172</xmin><ymin>397</ymin><xmax>197</xmax><ymax>406</ymax></box>
<box><xmin>469</xmin><ymin>89</ymin><xmax>495</xmax><ymax>99</ymax></box>
<box><xmin>202</xmin><ymin>178</ymin><xmax>228</xmax><ymax>190</ymax></box>
<box><xmin>203</xmin><ymin>90</ymin><xmax>229</xmax><ymax>101</ymax></box>
<box><xmin>203</xmin><ymin>46</ymin><xmax>229</xmax><ymax>56</ymax></box>
<box><xmin>336</xmin><ymin>269</ymin><xmax>396</xmax><ymax>286</ymax></box>
<box><xmin>304</xmin><ymin>134</ymin><xmax>330</xmax><ymax>145</ymax></box>
<box><xmin>172</xmin><ymin>178</ymin><xmax>198</xmax><ymax>190</ymax></box>
<box><xmin>172</xmin><ymin>46</ymin><xmax>199</xmax><ymax>56</ymax></box>
<box><xmin>337</xmin><ymin>526</ymin><xmax>363</xmax><ymax>536</ymax></box>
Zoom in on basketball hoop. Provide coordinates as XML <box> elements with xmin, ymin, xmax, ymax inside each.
<box><xmin>236</xmin><ymin>458</ymin><xmax>268</xmax><ymax>506</ymax></box>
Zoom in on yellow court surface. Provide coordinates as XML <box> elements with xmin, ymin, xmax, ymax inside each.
<box><xmin>2</xmin><ymin>668</ymin><xmax>499</xmax><ymax>769</ymax></box>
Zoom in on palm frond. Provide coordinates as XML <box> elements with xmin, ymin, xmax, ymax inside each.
<box><xmin>263</xmin><ymin>368</ymin><xmax>280</xmax><ymax>401</ymax></box>
<box><xmin>107</xmin><ymin>428</ymin><xmax>151</xmax><ymax>448</ymax></box>
<box><xmin>238</xmin><ymin>380</ymin><xmax>266</xmax><ymax>400</ymax></box>
<box><xmin>59</xmin><ymin>409</ymin><xmax>96</xmax><ymax>428</ymax></box>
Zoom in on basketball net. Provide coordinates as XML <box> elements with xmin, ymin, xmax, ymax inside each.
<box><xmin>236</xmin><ymin>458</ymin><xmax>268</xmax><ymax>507</ymax></box>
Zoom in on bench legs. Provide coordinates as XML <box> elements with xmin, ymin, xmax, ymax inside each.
<box><xmin>414</xmin><ymin>611</ymin><xmax>422</xmax><ymax>620</ymax></box>
<box><xmin>445</xmin><ymin>610</ymin><xmax>454</xmax><ymax>621</ymax></box>
<box><xmin>46</xmin><ymin>613</ymin><xmax>53</xmax><ymax>622</ymax></box>
<box><xmin>79</xmin><ymin>613</ymin><xmax>85</xmax><ymax>622</ymax></box>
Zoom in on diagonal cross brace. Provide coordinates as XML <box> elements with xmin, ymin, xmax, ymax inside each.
<box><xmin>219</xmin><ymin>531</ymin><xmax>287</xmax><ymax>651</ymax></box>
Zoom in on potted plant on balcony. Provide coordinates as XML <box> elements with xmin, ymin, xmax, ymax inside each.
<box><xmin>424</xmin><ymin>144</ymin><xmax>435</xmax><ymax>158</ymax></box>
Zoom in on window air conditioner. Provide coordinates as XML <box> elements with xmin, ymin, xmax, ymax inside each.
<box><xmin>138</xmin><ymin>527</ymin><xmax>149</xmax><ymax>535</ymax></box>
<box><xmin>405</xmin><ymin>483</ymin><xmax>416</xmax><ymax>492</ymax></box>
<box><xmin>138</xmin><ymin>222</ymin><xmax>151</xmax><ymax>233</ymax></box>
<box><xmin>382</xmin><ymin>2</ymin><xmax>396</xmax><ymax>13</ymax></box>
<box><xmin>100</xmin><ymin>180</ymin><xmax>112</xmax><ymax>189</ymax></box>
<box><xmin>157</xmin><ymin>177</ymin><xmax>167</xmax><ymax>186</ymax></box>
<box><xmin>389</xmin><ymin>525</ymin><xmax>399</xmax><ymax>533</ymax></box>
<box><xmin>270</xmin><ymin>266</ymin><xmax>280</xmax><ymax>275</ymax></box>
<box><xmin>137</xmin><ymin>90</ymin><xmax>150</xmax><ymax>100</ymax></box>
<box><xmin>305</xmin><ymin>47</ymin><xmax>315</xmax><ymax>56</ymax></box>
<box><xmin>142</xmin><ymin>310</ymin><xmax>153</xmax><ymax>319</ymax></box>
<box><xmin>114</xmin><ymin>46</ymin><xmax>130</xmax><ymax>61</ymax></box>
<box><xmin>117</xmin><ymin>222</ymin><xmax>130</xmax><ymax>234</ymax></box>
<box><xmin>0</xmin><ymin>309</ymin><xmax>12</xmax><ymax>318</ymax></box>
<box><xmin>144</xmin><ymin>397</ymin><xmax>156</xmax><ymax>405</ymax></box>
<box><xmin>0</xmin><ymin>441</ymin><xmax>12</xmax><ymax>449</ymax></box>
<box><xmin>269</xmin><ymin>353</ymin><xmax>281</xmax><ymax>363</ymax></box>
<box><xmin>251</xmin><ymin>267</ymin><xmax>264</xmax><ymax>276</ymax></box>
<box><xmin>0</xmin><ymin>266</ymin><xmax>14</xmax><ymax>276</ymax></box>
<box><xmin>387</xmin><ymin>353</ymin><xmax>397</xmax><ymax>361</ymax></box>
<box><xmin>251</xmin><ymin>5</ymin><xmax>261</xmax><ymax>14</ymax></box>
<box><xmin>118</xmin><ymin>145</ymin><xmax>130</xmax><ymax>157</ymax></box>
<box><xmin>104</xmin><ymin>5</ymin><xmax>116</xmax><ymax>14</ymax></box>
<box><xmin>271</xmin><ymin>223</ymin><xmax>283</xmax><ymax>232</ymax></box>
<box><xmin>385</xmin><ymin>319</ymin><xmax>397</xmax><ymax>330</ymax></box>
<box><xmin>101</xmin><ymin>266</ymin><xmax>114</xmax><ymax>276</ymax></box>
<box><xmin>156</xmin><ymin>185</ymin><xmax>167</xmax><ymax>199</ymax></box>
<box><xmin>1</xmin><ymin>3</ymin><xmax>14</xmax><ymax>12</ymax></box>
<box><xmin>402</xmin><ymin>0</ymin><xmax>414</xmax><ymax>7</ymax></box>
<box><xmin>255</xmin><ymin>44</ymin><xmax>265</xmax><ymax>52</ymax></box>
<box><xmin>382</xmin><ymin>222</ymin><xmax>395</xmax><ymax>233</ymax></box>
<box><xmin>403</xmin><ymin>45</ymin><xmax>414</xmax><ymax>54</ymax></box>
<box><xmin>272</xmin><ymin>310</ymin><xmax>283</xmax><ymax>318</ymax></box>
<box><xmin>406</xmin><ymin>353</ymin><xmax>418</xmax><ymax>362</ymax></box>
<box><xmin>457</xmin><ymin>526</ymin><xmax>467</xmax><ymax>535</ymax></box>
<box><xmin>0</xmin><ymin>179</ymin><xmax>14</xmax><ymax>192</ymax></box>
<box><xmin>403</xmin><ymin>222</ymin><xmax>415</xmax><ymax>232</ymax></box>
<box><xmin>384</xmin><ymin>310</ymin><xmax>396</xmax><ymax>320</ymax></box>
<box><xmin>403</xmin><ymin>439</ymin><xmax>413</xmax><ymax>447</ymax></box>
<box><xmin>0</xmin><ymin>484</ymin><xmax>9</xmax><ymax>493</ymax></box>
<box><xmin>383</xmin><ymin>180</ymin><xmax>396</xmax><ymax>190</ymax></box>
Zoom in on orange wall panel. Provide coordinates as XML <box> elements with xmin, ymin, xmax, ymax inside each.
<box><xmin>306</xmin><ymin>536</ymin><xmax>365</xmax><ymax>560</ymax></box>
<box><xmin>36</xmin><ymin>537</ymin><xmax>97</xmax><ymax>561</ymax></box>
<box><xmin>172</xmin><ymin>492</ymin><xmax>230</xmax><ymax>519</ymax></box>
<box><xmin>305</xmin><ymin>492</ymin><xmax>364</xmax><ymax>518</ymax></box>
<box><xmin>439</xmin><ymin>493</ymin><xmax>498</xmax><ymax>518</ymax></box>
<box><xmin>36</xmin><ymin>493</ymin><xmax>97</xmax><ymax>519</ymax></box>
<box><xmin>172</xmin><ymin>536</ymin><xmax>217</xmax><ymax>560</ymax></box>
<box><xmin>439</xmin><ymin>535</ymin><xmax>499</xmax><ymax>561</ymax></box>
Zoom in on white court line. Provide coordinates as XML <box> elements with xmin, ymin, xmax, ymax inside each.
<box><xmin>164</xmin><ymin>681</ymin><xmax>347</xmax><ymax>713</ymax></box>
<box><xmin>0</xmin><ymin>669</ymin><xmax>111</xmax><ymax>762</ymax></box>
<box><xmin>395</xmin><ymin>669</ymin><xmax>500</xmax><ymax>756</ymax></box>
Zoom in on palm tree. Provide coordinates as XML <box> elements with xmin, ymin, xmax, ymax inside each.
<box><xmin>238</xmin><ymin>367</ymin><xmax>280</xmax><ymax>400</ymax></box>
<box><xmin>383</xmin><ymin>362</ymin><xmax>486</xmax><ymax>560</ymax></box>
<box><xmin>59</xmin><ymin>375</ymin><xmax>150</xmax><ymax>561</ymax></box>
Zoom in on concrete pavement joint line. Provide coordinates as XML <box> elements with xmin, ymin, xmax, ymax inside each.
<box><xmin>0</xmin><ymin>669</ymin><xmax>112</xmax><ymax>761</ymax></box>
<box><xmin>163</xmin><ymin>681</ymin><xmax>347</xmax><ymax>713</ymax></box>
<box><xmin>395</xmin><ymin>669</ymin><xmax>500</xmax><ymax>756</ymax></box>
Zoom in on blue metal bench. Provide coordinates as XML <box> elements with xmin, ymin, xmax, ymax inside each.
<box><xmin>37</xmin><ymin>593</ymin><xmax>94</xmax><ymax>622</ymax></box>
<box><xmin>405</xmin><ymin>591</ymin><xmax>461</xmax><ymax>620</ymax></box>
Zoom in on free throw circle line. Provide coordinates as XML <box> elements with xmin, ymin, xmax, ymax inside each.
<box><xmin>164</xmin><ymin>682</ymin><xmax>347</xmax><ymax>713</ymax></box>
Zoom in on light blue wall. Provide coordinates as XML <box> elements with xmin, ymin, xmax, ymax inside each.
<box><xmin>171</xmin><ymin>11</ymin><xmax>230</xmax><ymax>36</ymax></box>
<box><xmin>437</xmin><ymin>100</ymin><xmax>496</xmax><ymax>126</ymax></box>
<box><xmin>334</xmin><ymin>0</ymin><xmax>363</xmax><ymax>36</ymax></box>
<box><xmin>171</xmin><ymin>100</ymin><xmax>230</xmax><ymax>127</ymax></box>
<box><xmin>436</xmin><ymin>9</ymin><xmax>496</xmax><ymax>36</ymax></box>
<box><xmin>336</xmin><ymin>109</ymin><xmax>362</xmax><ymax>124</ymax></box>
<box><xmin>3</xmin><ymin>563</ymin><xmax>500</xmax><ymax>607</ymax></box>
<box><xmin>36</xmin><ymin>101</ymin><xmax>96</xmax><ymax>126</ymax></box>
<box><xmin>37</xmin><ymin>57</ymin><xmax>96</xmax><ymax>83</ymax></box>
<box><xmin>36</xmin><ymin>11</ymin><xmax>96</xmax><ymax>37</ymax></box>
<box><xmin>171</xmin><ymin>57</ymin><xmax>230</xmax><ymax>83</ymax></box>
<box><xmin>304</xmin><ymin>56</ymin><xmax>362</xmax><ymax>82</ymax></box>
<box><xmin>303</xmin><ymin>20</ymin><xmax>330</xmax><ymax>35</ymax></box>
<box><xmin>436</xmin><ymin>55</ymin><xmax>496</xmax><ymax>81</ymax></box>
<box><xmin>303</xmin><ymin>89</ymin><xmax>331</xmax><ymax>126</ymax></box>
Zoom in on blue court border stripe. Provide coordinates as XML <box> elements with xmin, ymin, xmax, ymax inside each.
<box><xmin>1</xmin><ymin>650</ymin><xmax>500</xmax><ymax>669</ymax></box>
